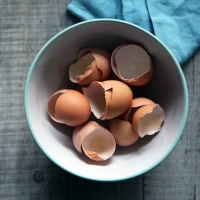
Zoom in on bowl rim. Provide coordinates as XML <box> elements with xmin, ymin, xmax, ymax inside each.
<box><xmin>24</xmin><ymin>19</ymin><xmax>188</xmax><ymax>182</ymax></box>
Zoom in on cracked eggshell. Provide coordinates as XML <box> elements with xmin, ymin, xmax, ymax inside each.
<box><xmin>72</xmin><ymin>121</ymin><xmax>101</xmax><ymax>154</ymax></box>
<box><xmin>78</xmin><ymin>48</ymin><xmax>112</xmax><ymax>80</ymax></box>
<box><xmin>83</xmin><ymin>80</ymin><xmax>133</xmax><ymax>120</ymax></box>
<box><xmin>111</xmin><ymin>44</ymin><xmax>126</xmax><ymax>76</ymax></box>
<box><xmin>109</xmin><ymin>119</ymin><xmax>139</xmax><ymax>146</ymax></box>
<box><xmin>69</xmin><ymin>53</ymin><xmax>101</xmax><ymax>85</ymax></box>
<box><xmin>47</xmin><ymin>89</ymin><xmax>67</xmax><ymax>124</ymax></box>
<box><xmin>49</xmin><ymin>90</ymin><xmax>91</xmax><ymax>126</ymax></box>
<box><xmin>82</xmin><ymin>127</ymin><xmax>116</xmax><ymax>161</ymax></box>
<box><xmin>121</xmin><ymin>97</ymin><xmax>155</xmax><ymax>122</ymax></box>
<box><xmin>111</xmin><ymin>44</ymin><xmax>152</xmax><ymax>86</ymax></box>
<box><xmin>132</xmin><ymin>104</ymin><xmax>164</xmax><ymax>138</ymax></box>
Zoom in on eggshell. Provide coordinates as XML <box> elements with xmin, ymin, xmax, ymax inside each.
<box><xmin>111</xmin><ymin>44</ymin><xmax>126</xmax><ymax>76</ymax></box>
<box><xmin>83</xmin><ymin>81</ymin><xmax>106</xmax><ymax>119</ymax></box>
<box><xmin>83</xmin><ymin>80</ymin><xmax>133</xmax><ymax>120</ymax></box>
<box><xmin>121</xmin><ymin>97</ymin><xmax>155</xmax><ymax>122</ymax></box>
<box><xmin>82</xmin><ymin>127</ymin><xmax>116</xmax><ymax>161</ymax></box>
<box><xmin>111</xmin><ymin>44</ymin><xmax>152</xmax><ymax>86</ymax></box>
<box><xmin>73</xmin><ymin>121</ymin><xmax>101</xmax><ymax>153</ymax></box>
<box><xmin>109</xmin><ymin>119</ymin><xmax>139</xmax><ymax>146</ymax></box>
<box><xmin>78</xmin><ymin>48</ymin><xmax>112</xmax><ymax>80</ymax></box>
<box><xmin>132</xmin><ymin>104</ymin><xmax>164</xmax><ymax>138</ymax></box>
<box><xmin>69</xmin><ymin>53</ymin><xmax>101</xmax><ymax>85</ymax></box>
<box><xmin>49</xmin><ymin>90</ymin><xmax>91</xmax><ymax>126</ymax></box>
<box><xmin>47</xmin><ymin>89</ymin><xmax>67</xmax><ymax>124</ymax></box>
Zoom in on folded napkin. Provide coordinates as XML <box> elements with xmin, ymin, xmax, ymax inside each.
<box><xmin>67</xmin><ymin>0</ymin><xmax>200</xmax><ymax>65</ymax></box>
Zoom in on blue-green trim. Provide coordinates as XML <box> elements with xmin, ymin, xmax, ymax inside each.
<box><xmin>24</xmin><ymin>19</ymin><xmax>188</xmax><ymax>182</ymax></box>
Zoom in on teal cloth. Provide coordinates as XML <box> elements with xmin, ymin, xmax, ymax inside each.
<box><xmin>67</xmin><ymin>0</ymin><xmax>200</xmax><ymax>65</ymax></box>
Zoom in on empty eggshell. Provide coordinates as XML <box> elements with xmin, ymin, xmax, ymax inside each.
<box><xmin>111</xmin><ymin>44</ymin><xmax>126</xmax><ymax>75</ymax></box>
<box><xmin>82</xmin><ymin>127</ymin><xmax>116</xmax><ymax>161</ymax></box>
<box><xmin>69</xmin><ymin>48</ymin><xmax>111</xmax><ymax>85</ymax></box>
<box><xmin>83</xmin><ymin>80</ymin><xmax>133</xmax><ymax>120</ymax></box>
<box><xmin>78</xmin><ymin>48</ymin><xmax>112</xmax><ymax>80</ymax></box>
<box><xmin>73</xmin><ymin>121</ymin><xmax>101</xmax><ymax>153</ymax></box>
<box><xmin>109</xmin><ymin>119</ymin><xmax>139</xmax><ymax>146</ymax></box>
<box><xmin>47</xmin><ymin>90</ymin><xmax>91</xmax><ymax>126</ymax></box>
<box><xmin>121</xmin><ymin>97</ymin><xmax>155</xmax><ymax>122</ymax></box>
<box><xmin>69</xmin><ymin>53</ymin><xmax>101</xmax><ymax>85</ymax></box>
<box><xmin>47</xmin><ymin>89</ymin><xmax>67</xmax><ymax>124</ymax></box>
<box><xmin>132</xmin><ymin>104</ymin><xmax>164</xmax><ymax>138</ymax></box>
<box><xmin>111</xmin><ymin>44</ymin><xmax>152</xmax><ymax>86</ymax></box>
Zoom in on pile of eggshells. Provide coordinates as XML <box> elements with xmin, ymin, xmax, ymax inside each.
<box><xmin>47</xmin><ymin>45</ymin><xmax>165</xmax><ymax>162</ymax></box>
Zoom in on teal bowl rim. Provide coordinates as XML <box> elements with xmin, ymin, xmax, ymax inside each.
<box><xmin>24</xmin><ymin>19</ymin><xmax>188</xmax><ymax>182</ymax></box>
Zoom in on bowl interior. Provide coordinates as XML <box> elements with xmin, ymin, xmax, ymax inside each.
<box><xmin>25</xmin><ymin>20</ymin><xmax>187</xmax><ymax>181</ymax></box>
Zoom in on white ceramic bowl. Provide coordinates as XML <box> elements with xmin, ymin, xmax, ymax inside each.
<box><xmin>24</xmin><ymin>19</ymin><xmax>188</xmax><ymax>181</ymax></box>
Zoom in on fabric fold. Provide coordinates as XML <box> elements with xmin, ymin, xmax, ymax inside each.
<box><xmin>67</xmin><ymin>0</ymin><xmax>200</xmax><ymax>64</ymax></box>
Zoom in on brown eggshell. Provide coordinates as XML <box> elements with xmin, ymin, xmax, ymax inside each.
<box><xmin>102</xmin><ymin>80</ymin><xmax>133</xmax><ymax>119</ymax></box>
<box><xmin>78</xmin><ymin>48</ymin><xmax>112</xmax><ymax>80</ymax></box>
<box><xmin>47</xmin><ymin>89</ymin><xmax>67</xmax><ymax>124</ymax></box>
<box><xmin>69</xmin><ymin>53</ymin><xmax>101</xmax><ymax>85</ymax></box>
<box><xmin>73</xmin><ymin>121</ymin><xmax>101</xmax><ymax>154</ymax></box>
<box><xmin>109</xmin><ymin>119</ymin><xmax>139</xmax><ymax>146</ymax></box>
<box><xmin>111</xmin><ymin>44</ymin><xmax>126</xmax><ymax>76</ymax></box>
<box><xmin>121</xmin><ymin>97</ymin><xmax>155</xmax><ymax>122</ymax></box>
<box><xmin>96</xmin><ymin>81</ymin><xmax>112</xmax><ymax>117</ymax></box>
<box><xmin>132</xmin><ymin>104</ymin><xmax>164</xmax><ymax>138</ymax></box>
<box><xmin>83</xmin><ymin>82</ymin><xmax>106</xmax><ymax>119</ymax></box>
<box><xmin>82</xmin><ymin>127</ymin><xmax>116</xmax><ymax>161</ymax></box>
<box><xmin>111</xmin><ymin>44</ymin><xmax>152</xmax><ymax>86</ymax></box>
<box><xmin>55</xmin><ymin>90</ymin><xmax>91</xmax><ymax>126</ymax></box>
<box><xmin>83</xmin><ymin>80</ymin><xmax>133</xmax><ymax>120</ymax></box>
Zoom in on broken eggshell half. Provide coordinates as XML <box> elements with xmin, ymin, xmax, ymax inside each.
<box><xmin>83</xmin><ymin>80</ymin><xmax>133</xmax><ymax>120</ymax></box>
<box><xmin>132</xmin><ymin>104</ymin><xmax>164</xmax><ymax>138</ymax></box>
<box><xmin>78</xmin><ymin>48</ymin><xmax>112</xmax><ymax>81</ymax></box>
<box><xmin>111</xmin><ymin>44</ymin><xmax>152</xmax><ymax>86</ymax></box>
<box><xmin>73</xmin><ymin>121</ymin><xmax>116</xmax><ymax>161</ymax></box>
<box><xmin>69</xmin><ymin>53</ymin><xmax>101</xmax><ymax>85</ymax></box>
<box><xmin>72</xmin><ymin>121</ymin><xmax>101</xmax><ymax>154</ymax></box>
<box><xmin>109</xmin><ymin>118</ymin><xmax>139</xmax><ymax>146</ymax></box>
<box><xmin>47</xmin><ymin>89</ymin><xmax>91</xmax><ymax>126</ymax></box>
<box><xmin>121</xmin><ymin>97</ymin><xmax>155</xmax><ymax>123</ymax></box>
<box><xmin>69</xmin><ymin>48</ymin><xmax>111</xmax><ymax>85</ymax></box>
<box><xmin>47</xmin><ymin>89</ymin><xmax>67</xmax><ymax>124</ymax></box>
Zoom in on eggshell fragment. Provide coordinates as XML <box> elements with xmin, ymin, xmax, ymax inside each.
<box><xmin>54</xmin><ymin>90</ymin><xmax>91</xmax><ymax>126</ymax></box>
<box><xmin>121</xmin><ymin>97</ymin><xmax>155</xmax><ymax>122</ymax></box>
<box><xmin>82</xmin><ymin>127</ymin><xmax>116</xmax><ymax>161</ymax></box>
<box><xmin>47</xmin><ymin>89</ymin><xmax>67</xmax><ymax>124</ymax></box>
<box><xmin>132</xmin><ymin>104</ymin><xmax>164</xmax><ymax>138</ymax></box>
<box><xmin>47</xmin><ymin>90</ymin><xmax>91</xmax><ymax>126</ymax></box>
<box><xmin>78</xmin><ymin>48</ymin><xmax>112</xmax><ymax>80</ymax></box>
<box><xmin>111</xmin><ymin>44</ymin><xmax>152</xmax><ymax>86</ymax></box>
<box><xmin>83</xmin><ymin>80</ymin><xmax>133</xmax><ymax>120</ymax></box>
<box><xmin>69</xmin><ymin>53</ymin><xmax>101</xmax><ymax>85</ymax></box>
<box><xmin>73</xmin><ymin>121</ymin><xmax>101</xmax><ymax>153</ymax></box>
<box><xmin>109</xmin><ymin>119</ymin><xmax>139</xmax><ymax>146</ymax></box>
<box><xmin>111</xmin><ymin>45</ymin><xmax>126</xmax><ymax>75</ymax></box>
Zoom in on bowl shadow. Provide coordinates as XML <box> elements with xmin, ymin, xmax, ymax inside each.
<box><xmin>115</xmin><ymin>133</ymin><xmax>158</xmax><ymax>156</ymax></box>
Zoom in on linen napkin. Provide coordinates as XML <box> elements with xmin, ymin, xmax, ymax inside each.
<box><xmin>67</xmin><ymin>0</ymin><xmax>200</xmax><ymax>64</ymax></box>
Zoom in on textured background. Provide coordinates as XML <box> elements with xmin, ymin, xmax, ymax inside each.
<box><xmin>0</xmin><ymin>0</ymin><xmax>199</xmax><ymax>199</ymax></box>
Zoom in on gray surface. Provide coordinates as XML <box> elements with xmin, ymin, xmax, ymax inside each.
<box><xmin>0</xmin><ymin>0</ymin><xmax>199</xmax><ymax>199</ymax></box>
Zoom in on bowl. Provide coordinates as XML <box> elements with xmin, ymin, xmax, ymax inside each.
<box><xmin>24</xmin><ymin>19</ymin><xmax>188</xmax><ymax>181</ymax></box>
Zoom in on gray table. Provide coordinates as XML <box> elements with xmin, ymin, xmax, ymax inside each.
<box><xmin>0</xmin><ymin>0</ymin><xmax>199</xmax><ymax>199</ymax></box>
